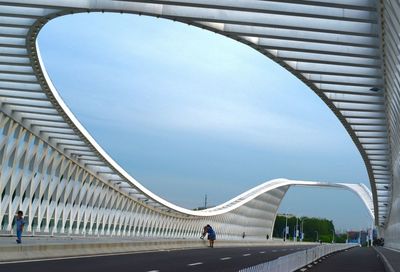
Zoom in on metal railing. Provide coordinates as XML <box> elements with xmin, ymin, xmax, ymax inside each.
<box><xmin>239</xmin><ymin>243</ymin><xmax>359</xmax><ymax>272</ymax></box>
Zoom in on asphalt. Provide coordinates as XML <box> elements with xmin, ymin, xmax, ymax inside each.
<box><xmin>0</xmin><ymin>244</ymin><xmax>315</xmax><ymax>272</ymax></box>
<box><xmin>302</xmin><ymin>247</ymin><xmax>385</xmax><ymax>272</ymax></box>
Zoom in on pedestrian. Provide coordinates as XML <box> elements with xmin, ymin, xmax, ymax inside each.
<box><xmin>15</xmin><ymin>210</ymin><xmax>25</xmax><ymax>244</ymax></box>
<box><xmin>202</xmin><ymin>224</ymin><xmax>216</xmax><ymax>248</ymax></box>
<box><xmin>242</xmin><ymin>232</ymin><xmax>246</xmax><ymax>239</ymax></box>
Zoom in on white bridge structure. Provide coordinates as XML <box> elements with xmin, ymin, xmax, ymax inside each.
<box><xmin>0</xmin><ymin>0</ymin><xmax>399</xmax><ymax>249</ymax></box>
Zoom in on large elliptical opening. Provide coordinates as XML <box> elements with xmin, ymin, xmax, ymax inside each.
<box><xmin>37</xmin><ymin>12</ymin><xmax>369</xmax><ymax>230</ymax></box>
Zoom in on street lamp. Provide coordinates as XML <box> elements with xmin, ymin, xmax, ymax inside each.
<box><xmin>284</xmin><ymin>213</ymin><xmax>288</xmax><ymax>242</ymax></box>
<box><xmin>314</xmin><ymin>230</ymin><xmax>319</xmax><ymax>242</ymax></box>
<box><xmin>300</xmin><ymin>218</ymin><xmax>306</xmax><ymax>242</ymax></box>
<box><xmin>331</xmin><ymin>229</ymin><xmax>335</xmax><ymax>244</ymax></box>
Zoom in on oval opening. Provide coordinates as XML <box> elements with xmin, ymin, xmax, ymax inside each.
<box><xmin>38</xmin><ymin>13</ymin><xmax>369</xmax><ymax>230</ymax></box>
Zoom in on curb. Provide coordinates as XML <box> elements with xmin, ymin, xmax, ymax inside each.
<box><xmin>374</xmin><ymin>247</ymin><xmax>395</xmax><ymax>272</ymax></box>
<box><xmin>0</xmin><ymin>239</ymin><xmax>206</xmax><ymax>263</ymax></box>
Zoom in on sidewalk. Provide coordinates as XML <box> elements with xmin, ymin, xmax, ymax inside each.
<box><xmin>375</xmin><ymin>247</ymin><xmax>400</xmax><ymax>272</ymax></box>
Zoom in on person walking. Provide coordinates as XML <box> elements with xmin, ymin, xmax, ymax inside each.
<box><xmin>15</xmin><ymin>211</ymin><xmax>25</xmax><ymax>244</ymax></box>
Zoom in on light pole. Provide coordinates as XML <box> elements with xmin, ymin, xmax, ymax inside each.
<box><xmin>314</xmin><ymin>230</ymin><xmax>319</xmax><ymax>242</ymax></box>
<box><xmin>300</xmin><ymin>218</ymin><xmax>306</xmax><ymax>242</ymax></box>
<box><xmin>284</xmin><ymin>213</ymin><xmax>288</xmax><ymax>242</ymax></box>
<box><xmin>295</xmin><ymin>217</ymin><xmax>299</xmax><ymax>242</ymax></box>
<box><xmin>370</xmin><ymin>221</ymin><xmax>374</xmax><ymax>246</ymax></box>
<box><xmin>331</xmin><ymin>229</ymin><xmax>335</xmax><ymax>244</ymax></box>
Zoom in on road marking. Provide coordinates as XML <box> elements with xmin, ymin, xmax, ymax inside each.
<box><xmin>300</xmin><ymin>268</ymin><xmax>307</xmax><ymax>272</ymax></box>
<box><xmin>220</xmin><ymin>257</ymin><xmax>231</xmax><ymax>260</ymax></box>
<box><xmin>272</xmin><ymin>250</ymin><xmax>277</xmax><ymax>252</ymax></box>
<box><xmin>188</xmin><ymin>262</ymin><xmax>203</xmax><ymax>266</ymax></box>
<box><xmin>147</xmin><ymin>270</ymin><xmax>160</xmax><ymax>272</ymax></box>
<box><xmin>259</xmin><ymin>251</ymin><xmax>265</xmax><ymax>254</ymax></box>
<box><xmin>243</xmin><ymin>253</ymin><xmax>251</xmax><ymax>256</ymax></box>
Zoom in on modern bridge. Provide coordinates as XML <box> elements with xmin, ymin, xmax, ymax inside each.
<box><xmin>0</xmin><ymin>0</ymin><xmax>399</xmax><ymax>252</ymax></box>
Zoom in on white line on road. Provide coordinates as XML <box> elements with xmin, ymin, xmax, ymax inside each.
<box><xmin>220</xmin><ymin>257</ymin><xmax>231</xmax><ymax>260</ymax></box>
<box><xmin>243</xmin><ymin>253</ymin><xmax>251</xmax><ymax>256</ymax></box>
<box><xmin>147</xmin><ymin>270</ymin><xmax>160</xmax><ymax>272</ymax></box>
<box><xmin>259</xmin><ymin>251</ymin><xmax>265</xmax><ymax>254</ymax></box>
<box><xmin>188</xmin><ymin>262</ymin><xmax>203</xmax><ymax>266</ymax></box>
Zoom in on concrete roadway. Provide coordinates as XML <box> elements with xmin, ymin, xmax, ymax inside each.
<box><xmin>0</xmin><ymin>244</ymin><xmax>315</xmax><ymax>272</ymax></box>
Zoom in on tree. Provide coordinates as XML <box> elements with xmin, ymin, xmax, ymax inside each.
<box><xmin>273</xmin><ymin>214</ymin><xmax>338</xmax><ymax>243</ymax></box>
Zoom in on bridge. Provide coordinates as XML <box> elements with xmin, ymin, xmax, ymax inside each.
<box><xmin>0</xmin><ymin>0</ymin><xmax>399</xmax><ymax>270</ymax></box>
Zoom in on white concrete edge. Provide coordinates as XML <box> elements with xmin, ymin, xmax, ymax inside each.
<box><xmin>374</xmin><ymin>247</ymin><xmax>396</xmax><ymax>272</ymax></box>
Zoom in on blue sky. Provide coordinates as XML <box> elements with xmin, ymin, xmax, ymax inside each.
<box><xmin>38</xmin><ymin>13</ymin><xmax>372</xmax><ymax>231</ymax></box>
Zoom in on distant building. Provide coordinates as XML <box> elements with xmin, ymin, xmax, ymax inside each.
<box><xmin>347</xmin><ymin>230</ymin><xmax>370</xmax><ymax>245</ymax></box>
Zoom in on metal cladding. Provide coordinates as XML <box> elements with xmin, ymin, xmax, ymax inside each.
<box><xmin>380</xmin><ymin>0</ymin><xmax>400</xmax><ymax>250</ymax></box>
<box><xmin>0</xmin><ymin>0</ymin><xmax>397</xmax><ymax>245</ymax></box>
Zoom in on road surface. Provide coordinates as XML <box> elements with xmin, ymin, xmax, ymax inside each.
<box><xmin>0</xmin><ymin>244</ymin><xmax>315</xmax><ymax>272</ymax></box>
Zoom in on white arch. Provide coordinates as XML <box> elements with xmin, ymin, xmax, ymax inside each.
<box><xmin>201</xmin><ymin>179</ymin><xmax>374</xmax><ymax>220</ymax></box>
<box><xmin>0</xmin><ymin>0</ymin><xmax>398</xmax><ymax>245</ymax></box>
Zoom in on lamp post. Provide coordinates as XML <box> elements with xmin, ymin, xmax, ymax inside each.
<box><xmin>300</xmin><ymin>218</ymin><xmax>306</xmax><ymax>242</ymax></box>
<box><xmin>331</xmin><ymin>229</ymin><xmax>335</xmax><ymax>244</ymax></box>
<box><xmin>314</xmin><ymin>230</ymin><xmax>319</xmax><ymax>242</ymax></box>
<box><xmin>284</xmin><ymin>213</ymin><xmax>288</xmax><ymax>242</ymax></box>
<box><xmin>370</xmin><ymin>221</ymin><xmax>374</xmax><ymax>247</ymax></box>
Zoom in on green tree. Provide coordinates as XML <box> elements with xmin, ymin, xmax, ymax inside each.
<box><xmin>273</xmin><ymin>214</ymin><xmax>339</xmax><ymax>243</ymax></box>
